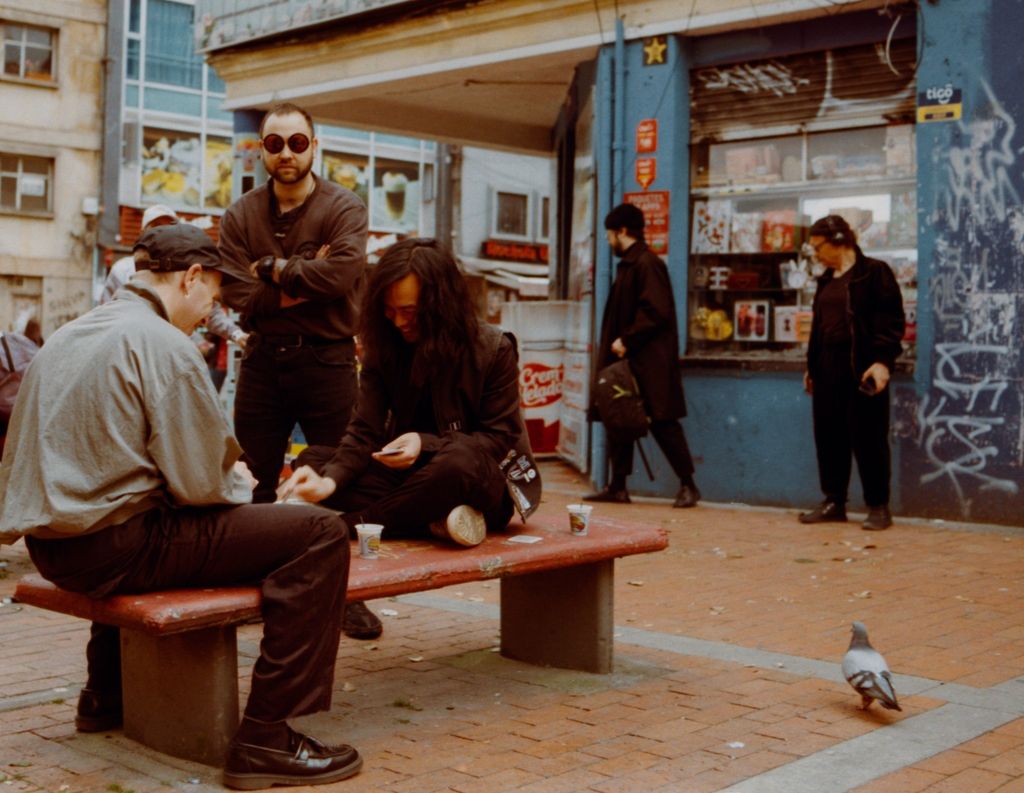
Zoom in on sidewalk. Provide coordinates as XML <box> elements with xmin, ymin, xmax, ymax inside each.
<box><xmin>2</xmin><ymin>460</ymin><xmax>1023</xmax><ymax>792</ymax></box>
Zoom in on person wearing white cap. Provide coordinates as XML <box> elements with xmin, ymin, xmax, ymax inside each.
<box><xmin>98</xmin><ymin>205</ymin><xmax>178</xmax><ymax>305</ymax></box>
<box><xmin>99</xmin><ymin>205</ymin><xmax>248</xmax><ymax>348</ymax></box>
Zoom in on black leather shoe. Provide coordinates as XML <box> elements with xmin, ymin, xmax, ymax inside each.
<box><xmin>75</xmin><ymin>687</ymin><xmax>122</xmax><ymax>732</ymax></box>
<box><xmin>582</xmin><ymin>487</ymin><xmax>631</xmax><ymax>504</ymax></box>
<box><xmin>223</xmin><ymin>729</ymin><xmax>362</xmax><ymax>790</ymax></box>
<box><xmin>798</xmin><ymin>501</ymin><xmax>847</xmax><ymax>524</ymax></box>
<box><xmin>673</xmin><ymin>484</ymin><xmax>701</xmax><ymax>508</ymax></box>
<box><xmin>343</xmin><ymin>601</ymin><xmax>382</xmax><ymax>640</ymax></box>
<box><xmin>862</xmin><ymin>505</ymin><xmax>893</xmax><ymax>531</ymax></box>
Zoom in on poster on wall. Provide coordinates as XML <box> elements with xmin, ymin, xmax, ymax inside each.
<box><xmin>141</xmin><ymin>127</ymin><xmax>201</xmax><ymax>208</ymax></box>
<box><xmin>322</xmin><ymin>151</ymin><xmax>369</xmax><ymax>206</ymax></box>
<box><xmin>204</xmin><ymin>135</ymin><xmax>233</xmax><ymax>209</ymax></box>
<box><xmin>623</xmin><ymin>190</ymin><xmax>669</xmax><ymax>255</ymax></box>
<box><xmin>371</xmin><ymin>157</ymin><xmax>420</xmax><ymax>233</ymax></box>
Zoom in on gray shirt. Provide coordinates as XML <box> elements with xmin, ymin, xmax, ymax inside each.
<box><xmin>0</xmin><ymin>282</ymin><xmax>251</xmax><ymax>543</ymax></box>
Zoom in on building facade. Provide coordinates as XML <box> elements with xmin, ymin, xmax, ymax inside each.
<box><xmin>103</xmin><ymin>0</ymin><xmax>440</xmax><ymax>269</ymax></box>
<box><xmin>0</xmin><ymin>1</ymin><xmax>105</xmax><ymax>337</ymax></box>
<box><xmin>198</xmin><ymin>0</ymin><xmax>1022</xmax><ymax>526</ymax></box>
<box><xmin>102</xmin><ymin>0</ymin><xmax>552</xmax><ymax>306</ymax></box>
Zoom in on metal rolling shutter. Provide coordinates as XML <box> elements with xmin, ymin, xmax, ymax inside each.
<box><xmin>691</xmin><ymin>38</ymin><xmax>917</xmax><ymax>142</ymax></box>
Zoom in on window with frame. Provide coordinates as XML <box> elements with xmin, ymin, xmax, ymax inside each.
<box><xmin>538</xmin><ymin>195</ymin><xmax>550</xmax><ymax>241</ymax></box>
<box><xmin>1</xmin><ymin>154</ymin><xmax>53</xmax><ymax>214</ymax></box>
<box><xmin>492</xmin><ymin>190</ymin><xmax>531</xmax><ymax>240</ymax></box>
<box><xmin>2</xmin><ymin>22</ymin><xmax>55</xmax><ymax>83</ymax></box>
<box><xmin>144</xmin><ymin>0</ymin><xmax>203</xmax><ymax>88</ymax></box>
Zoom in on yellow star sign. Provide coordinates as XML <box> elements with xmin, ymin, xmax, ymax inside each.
<box><xmin>643</xmin><ymin>36</ymin><xmax>667</xmax><ymax>66</ymax></box>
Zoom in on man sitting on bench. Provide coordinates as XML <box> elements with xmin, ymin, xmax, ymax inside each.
<box><xmin>281</xmin><ymin>238</ymin><xmax>540</xmax><ymax>634</ymax></box>
<box><xmin>0</xmin><ymin>224</ymin><xmax>362</xmax><ymax>790</ymax></box>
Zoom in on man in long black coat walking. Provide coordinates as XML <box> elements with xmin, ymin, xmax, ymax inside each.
<box><xmin>584</xmin><ymin>203</ymin><xmax>700</xmax><ymax>508</ymax></box>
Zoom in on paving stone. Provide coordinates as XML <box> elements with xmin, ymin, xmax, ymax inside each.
<box><xmin>2</xmin><ymin>462</ymin><xmax>1024</xmax><ymax>792</ymax></box>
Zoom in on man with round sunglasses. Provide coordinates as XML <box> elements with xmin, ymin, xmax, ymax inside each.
<box><xmin>218</xmin><ymin>104</ymin><xmax>379</xmax><ymax>636</ymax></box>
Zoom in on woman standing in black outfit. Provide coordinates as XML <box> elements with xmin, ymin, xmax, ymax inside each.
<box><xmin>799</xmin><ymin>215</ymin><xmax>905</xmax><ymax>531</ymax></box>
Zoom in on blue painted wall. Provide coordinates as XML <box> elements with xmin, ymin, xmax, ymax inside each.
<box><xmin>587</xmin><ymin>4</ymin><xmax>1023</xmax><ymax>524</ymax></box>
<box><xmin>590</xmin><ymin>32</ymin><xmax>838</xmax><ymax>509</ymax></box>
<box><xmin>895</xmin><ymin>0</ymin><xmax>1023</xmax><ymax>525</ymax></box>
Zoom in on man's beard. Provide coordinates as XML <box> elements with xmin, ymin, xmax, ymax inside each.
<box><xmin>267</xmin><ymin>158</ymin><xmax>313</xmax><ymax>184</ymax></box>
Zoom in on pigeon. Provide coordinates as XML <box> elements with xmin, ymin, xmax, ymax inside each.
<box><xmin>842</xmin><ymin>621</ymin><xmax>901</xmax><ymax>711</ymax></box>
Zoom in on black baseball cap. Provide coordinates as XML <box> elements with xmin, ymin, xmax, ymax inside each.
<box><xmin>132</xmin><ymin>223</ymin><xmax>237</xmax><ymax>282</ymax></box>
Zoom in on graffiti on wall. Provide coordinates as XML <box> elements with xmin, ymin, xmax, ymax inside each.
<box><xmin>913</xmin><ymin>78</ymin><xmax>1023</xmax><ymax>519</ymax></box>
<box><xmin>696</xmin><ymin>61</ymin><xmax>810</xmax><ymax>97</ymax></box>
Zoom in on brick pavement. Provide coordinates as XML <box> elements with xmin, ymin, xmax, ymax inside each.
<box><xmin>0</xmin><ymin>461</ymin><xmax>1022</xmax><ymax>791</ymax></box>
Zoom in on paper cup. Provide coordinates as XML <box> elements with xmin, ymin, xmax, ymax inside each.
<box><xmin>566</xmin><ymin>504</ymin><xmax>592</xmax><ymax>536</ymax></box>
<box><xmin>355</xmin><ymin>523</ymin><xmax>384</xmax><ymax>559</ymax></box>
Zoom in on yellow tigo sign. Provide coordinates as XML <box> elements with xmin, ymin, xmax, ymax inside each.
<box><xmin>917</xmin><ymin>85</ymin><xmax>962</xmax><ymax>123</ymax></box>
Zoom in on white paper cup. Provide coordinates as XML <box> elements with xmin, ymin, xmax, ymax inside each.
<box><xmin>566</xmin><ymin>504</ymin><xmax>592</xmax><ymax>536</ymax></box>
<box><xmin>355</xmin><ymin>523</ymin><xmax>384</xmax><ymax>559</ymax></box>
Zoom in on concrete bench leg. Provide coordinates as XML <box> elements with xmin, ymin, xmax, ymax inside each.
<box><xmin>500</xmin><ymin>559</ymin><xmax>614</xmax><ymax>673</ymax></box>
<box><xmin>120</xmin><ymin>625</ymin><xmax>239</xmax><ymax>766</ymax></box>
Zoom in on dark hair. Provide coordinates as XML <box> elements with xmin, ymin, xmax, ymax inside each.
<box><xmin>359</xmin><ymin>238</ymin><xmax>480</xmax><ymax>385</ymax></box>
<box><xmin>604</xmin><ymin>203</ymin><xmax>645</xmax><ymax>240</ymax></box>
<box><xmin>259</xmin><ymin>102</ymin><xmax>315</xmax><ymax>137</ymax></box>
<box><xmin>809</xmin><ymin>214</ymin><xmax>857</xmax><ymax>247</ymax></box>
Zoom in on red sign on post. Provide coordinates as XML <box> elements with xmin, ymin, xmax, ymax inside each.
<box><xmin>635</xmin><ymin>157</ymin><xmax>656</xmax><ymax>190</ymax></box>
<box><xmin>636</xmin><ymin>119</ymin><xmax>657</xmax><ymax>153</ymax></box>
<box><xmin>623</xmin><ymin>190</ymin><xmax>670</xmax><ymax>255</ymax></box>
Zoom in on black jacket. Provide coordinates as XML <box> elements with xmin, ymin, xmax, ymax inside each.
<box><xmin>807</xmin><ymin>250</ymin><xmax>905</xmax><ymax>380</ymax></box>
<box><xmin>321</xmin><ymin>323</ymin><xmax>539</xmax><ymax>514</ymax></box>
<box><xmin>595</xmin><ymin>241</ymin><xmax>687</xmax><ymax>420</ymax></box>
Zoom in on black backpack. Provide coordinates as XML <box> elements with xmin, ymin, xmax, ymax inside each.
<box><xmin>593</xmin><ymin>359</ymin><xmax>648</xmax><ymax>442</ymax></box>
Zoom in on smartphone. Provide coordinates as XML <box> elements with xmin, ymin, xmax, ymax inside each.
<box><xmin>858</xmin><ymin>377</ymin><xmax>877</xmax><ymax>396</ymax></box>
<box><xmin>376</xmin><ymin>448</ymin><xmax>402</xmax><ymax>456</ymax></box>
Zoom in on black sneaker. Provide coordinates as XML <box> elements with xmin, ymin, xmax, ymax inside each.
<box><xmin>798</xmin><ymin>500</ymin><xmax>847</xmax><ymax>524</ymax></box>
<box><xmin>75</xmin><ymin>687</ymin><xmax>123</xmax><ymax>732</ymax></box>
<box><xmin>343</xmin><ymin>601</ymin><xmax>382</xmax><ymax>640</ymax></box>
<box><xmin>582</xmin><ymin>487</ymin><xmax>631</xmax><ymax>504</ymax></box>
<box><xmin>862</xmin><ymin>506</ymin><xmax>893</xmax><ymax>531</ymax></box>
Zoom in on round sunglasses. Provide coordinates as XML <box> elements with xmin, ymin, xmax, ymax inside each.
<box><xmin>262</xmin><ymin>133</ymin><xmax>311</xmax><ymax>155</ymax></box>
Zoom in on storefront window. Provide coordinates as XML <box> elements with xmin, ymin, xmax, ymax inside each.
<box><xmin>372</xmin><ymin>157</ymin><xmax>420</xmax><ymax>233</ymax></box>
<box><xmin>688</xmin><ymin>126</ymin><xmax>916</xmax><ymax>360</ymax></box>
<box><xmin>322</xmin><ymin>151</ymin><xmax>369</xmax><ymax>206</ymax></box>
<box><xmin>203</xmin><ymin>135</ymin><xmax>232</xmax><ymax>209</ymax></box>
<box><xmin>141</xmin><ymin>127</ymin><xmax>201</xmax><ymax>207</ymax></box>
<box><xmin>687</xmin><ymin>39</ymin><xmax>917</xmax><ymax>364</ymax></box>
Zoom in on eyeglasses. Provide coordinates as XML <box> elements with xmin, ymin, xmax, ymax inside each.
<box><xmin>261</xmin><ymin>133</ymin><xmax>311</xmax><ymax>155</ymax></box>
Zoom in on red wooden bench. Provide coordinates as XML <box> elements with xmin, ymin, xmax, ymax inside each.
<box><xmin>15</xmin><ymin>513</ymin><xmax>667</xmax><ymax>765</ymax></box>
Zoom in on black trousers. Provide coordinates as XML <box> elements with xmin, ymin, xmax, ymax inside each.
<box><xmin>296</xmin><ymin>443</ymin><xmax>513</xmax><ymax>537</ymax></box>
<box><xmin>608</xmin><ymin>418</ymin><xmax>695</xmax><ymax>490</ymax></box>
<box><xmin>26</xmin><ymin>502</ymin><xmax>349</xmax><ymax>723</ymax></box>
<box><xmin>810</xmin><ymin>350</ymin><xmax>892</xmax><ymax>507</ymax></box>
<box><xmin>235</xmin><ymin>338</ymin><xmax>357</xmax><ymax>503</ymax></box>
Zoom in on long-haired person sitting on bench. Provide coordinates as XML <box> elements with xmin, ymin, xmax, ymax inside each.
<box><xmin>281</xmin><ymin>238</ymin><xmax>540</xmax><ymax>632</ymax></box>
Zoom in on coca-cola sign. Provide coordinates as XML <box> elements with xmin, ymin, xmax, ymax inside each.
<box><xmin>520</xmin><ymin>362</ymin><xmax>564</xmax><ymax>408</ymax></box>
